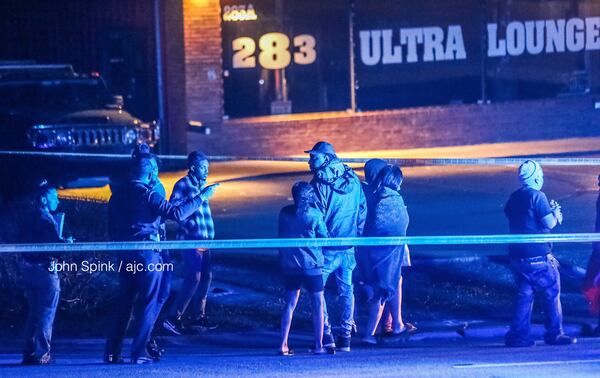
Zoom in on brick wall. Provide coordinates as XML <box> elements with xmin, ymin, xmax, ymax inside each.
<box><xmin>188</xmin><ymin>97</ymin><xmax>600</xmax><ymax>156</ymax></box>
<box><xmin>182</xmin><ymin>0</ymin><xmax>223</xmax><ymax>127</ymax></box>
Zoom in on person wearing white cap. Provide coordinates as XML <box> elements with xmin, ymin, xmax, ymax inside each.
<box><xmin>504</xmin><ymin>160</ymin><xmax>576</xmax><ymax>347</ymax></box>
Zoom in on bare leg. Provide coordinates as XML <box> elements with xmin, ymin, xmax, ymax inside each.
<box><xmin>310</xmin><ymin>291</ymin><xmax>325</xmax><ymax>352</ymax></box>
<box><xmin>365</xmin><ymin>299</ymin><xmax>385</xmax><ymax>337</ymax></box>
<box><xmin>280</xmin><ymin>290</ymin><xmax>300</xmax><ymax>353</ymax></box>
<box><xmin>390</xmin><ymin>277</ymin><xmax>405</xmax><ymax>333</ymax></box>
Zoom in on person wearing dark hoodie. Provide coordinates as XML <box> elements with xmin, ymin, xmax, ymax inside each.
<box><xmin>360</xmin><ymin>165</ymin><xmax>409</xmax><ymax>345</ymax></box>
<box><xmin>305</xmin><ymin>141</ymin><xmax>367</xmax><ymax>352</ymax></box>
<box><xmin>278</xmin><ymin>182</ymin><xmax>331</xmax><ymax>356</ymax></box>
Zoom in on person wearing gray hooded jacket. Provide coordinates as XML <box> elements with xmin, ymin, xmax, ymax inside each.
<box><xmin>305</xmin><ymin>141</ymin><xmax>367</xmax><ymax>352</ymax></box>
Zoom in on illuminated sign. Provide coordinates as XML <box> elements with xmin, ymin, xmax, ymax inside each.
<box><xmin>232</xmin><ymin>33</ymin><xmax>316</xmax><ymax>69</ymax></box>
<box><xmin>222</xmin><ymin>4</ymin><xmax>258</xmax><ymax>22</ymax></box>
<box><xmin>359</xmin><ymin>16</ymin><xmax>600</xmax><ymax>65</ymax></box>
<box><xmin>359</xmin><ymin>25</ymin><xmax>466</xmax><ymax>65</ymax></box>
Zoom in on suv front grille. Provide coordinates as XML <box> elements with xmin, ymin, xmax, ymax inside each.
<box><xmin>71</xmin><ymin>127</ymin><xmax>132</xmax><ymax>146</ymax></box>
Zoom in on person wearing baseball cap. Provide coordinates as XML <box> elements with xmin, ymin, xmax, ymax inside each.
<box><xmin>305</xmin><ymin>141</ymin><xmax>367</xmax><ymax>352</ymax></box>
<box><xmin>504</xmin><ymin>160</ymin><xmax>575</xmax><ymax>347</ymax></box>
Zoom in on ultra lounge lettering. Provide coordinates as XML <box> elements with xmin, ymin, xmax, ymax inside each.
<box><xmin>359</xmin><ymin>16</ymin><xmax>600</xmax><ymax>66</ymax></box>
<box><xmin>359</xmin><ymin>26</ymin><xmax>466</xmax><ymax>65</ymax></box>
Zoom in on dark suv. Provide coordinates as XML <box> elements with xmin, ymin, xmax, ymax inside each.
<box><xmin>0</xmin><ymin>63</ymin><xmax>158</xmax><ymax>152</ymax></box>
<box><xmin>0</xmin><ymin>63</ymin><xmax>160</xmax><ymax>199</ymax></box>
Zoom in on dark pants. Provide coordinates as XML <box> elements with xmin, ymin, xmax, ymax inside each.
<box><xmin>506</xmin><ymin>254</ymin><xmax>563</xmax><ymax>343</ymax></box>
<box><xmin>168</xmin><ymin>249</ymin><xmax>212</xmax><ymax>319</ymax></box>
<box><xmin>105</xmin><ymin>251</ymin><xmax>162</xmax><ymax>360</ymax></box>
<box><xmin>155</xmin><ymin>250</ymin><xmax>172</xmax><ymax>319</ymax></box>
<box><xmin>22</xmin><ymin>263</ymin><xmax>60</xmax><ymax>360</ymax></box>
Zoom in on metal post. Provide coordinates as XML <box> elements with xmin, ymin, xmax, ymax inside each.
<box><xmin>479</xmin><ymin>0</ymin><xmax>487</xmax><ymax>104</ymax></box>
<box><xmin>348</xmin><ymin>0</ymin><xmax>357</xmax><ymax>112</ymax></box>
<box><xmin>153</xmin><ymin>0</ymin><xmax>167</xmax><ymax>153</ymax></box>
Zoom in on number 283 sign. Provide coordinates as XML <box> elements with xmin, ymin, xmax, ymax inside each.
<box><xmin>232</xmin><ymin>33</ymin><xmax>316</xmax><ymax>69</ymax></box>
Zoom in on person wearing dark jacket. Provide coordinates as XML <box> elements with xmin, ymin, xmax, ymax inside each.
<box><xmin>104</xmin><ymin>156</ymin><xmax>217</xmax><ymax>364</ymax></box>
<box><xmin>278</xmin><ymin>182</ymin><xmax>330</xmax><ymax>356</ymax></box>
<box><xmin>305</xmin><ymin>141</ymin><xmax>367</xmax><ymax>352</ymax></box>
<box><xmin>504</xmin><ymin>160</ymin><xmax>575</xmax><ymax>347</ymax></box>
<box><xmin>355</xmin><ymin>159</ymin><xmax>387</xmax><ymax>288</ymax></box>
<box><xmin>131</xmin><ymin>144</ymin><xmax>168</xmax><ymax>360</ymax></box>
<box><xmin>19</xmin><ymin>180</ymin><xmax>73</xmax><ymax>365</ymax></box>
<box><xmin>584</xmin><ymin>174</ymin><xmax>600</xmax><ymax>334</ymax></box>
<box><xmin>360</xmin><ymin>166</ymin><xmax>409</xmax><ymax>344</ymax></box>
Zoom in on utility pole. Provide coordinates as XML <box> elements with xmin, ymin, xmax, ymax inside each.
<box><xmin>348</xmin><ymin>0</ymin><xmax>357</xmax><ymax>112</ymax></box>
<box><xmin>153</xmin><ymin>0</ymin><xmax>167</xmax><ymax>153</ymax></box>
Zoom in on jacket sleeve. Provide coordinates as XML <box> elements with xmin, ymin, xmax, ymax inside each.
<box><xmin>169</xmin><ymin>180</ymin><xmax>186</xmax><ymax>205</ymax></box>
<box><xmin>148</xmin><ymin>190</ymin><xmax>203</xmax><ymax>223</ymax></box>
<box><xmin>314</xmin><ymin>213</ymin><xmax>329</xmax><ymax>238</ymax></box>
<box><xmin>357</xmin><ymin>184</ymin><xmax>367</xmax><ymax>236</ymax></box>
<box><xmin>312</xmin><ymin>180</ymin><xmax>329</xmax><ymax>218</ymax></box>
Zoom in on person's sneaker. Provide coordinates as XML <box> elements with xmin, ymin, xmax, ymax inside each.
<box><xmin>131</xmin><ymin>356</ymin><xmax>154</xmax><ymax>364</ymax></box>
<box><xmin>188</xmin><ymin>315</ymin><xmax>218</xmax><ymax>330</ymax></box>
<box><xmin>323</xmin><ymin>333</ymin><xmax>336</xmax><ymax>349</ymax></box>
<box><xmin>146</xmin><ymin>338</ymin><xmax>164</xmax><ymax>360</ymax></box>
<box><xmin>337</xmin><ymin>335</ymin><xmax>351</xmax><ymax>352</ymax></box>
<box><xmin>103</xmin><ymin>353</ymin><xmax>125</xmax><ymax>364</ymax></box>
<box><xmin>545</xmin><ymin>334</ymin><xmax>577</xmax><ymax>346</ymax></box>
<box><xmin>163</xmin><ymin>316</ymin><xmax>186</xmax><ymax>336</ymax></box>
<box><xmin>505</xmin><ymin>338</ymin><xmax>535</xmax><ymax>347</ymax></box>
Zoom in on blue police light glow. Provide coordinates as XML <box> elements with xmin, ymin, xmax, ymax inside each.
<box><xmin>2</xmin><ymin>233</ymin><xmax>600</xmax><ymax>254</ymax></box>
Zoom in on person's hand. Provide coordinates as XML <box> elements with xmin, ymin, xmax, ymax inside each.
<box><xmin>200</xmin><ymin>183</ymin><xmax>220</xmax><ymax>200</ymax></box>
<box><xmin>553</xmin><ymin>207</ymin><xmax>563</xmax><ymax>225</ymax></box>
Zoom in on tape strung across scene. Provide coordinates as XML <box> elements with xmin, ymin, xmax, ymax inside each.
<box><xmin>2</xmin><ymin>233</ymin><xmax>600</xmax><ymax>254</ymax></box>
<box><xmin>2</xmin><ymin>150</ymin><xmax>600</xmax><ymax>167</ymax></box>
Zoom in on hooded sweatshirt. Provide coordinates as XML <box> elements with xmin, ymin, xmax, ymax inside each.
<box><xmin>311</xmin><ymin>158</ymin><xmax>367</xmax><ymax>250</ymax></box>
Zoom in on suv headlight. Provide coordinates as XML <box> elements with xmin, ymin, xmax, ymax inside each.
<box><xmin>123</xmin><ymin>129</ymin><xmax>137</xmax><ymax>145</ymax></box>
<box><xmin>29</xmin><ymin>126</ymin><xmax>73</xmax><ymax>149</ymax></box>
<box><xmin>136</xmin><ymin>121</ymin><xmax>160</xmax><ymax>146</ymax></box>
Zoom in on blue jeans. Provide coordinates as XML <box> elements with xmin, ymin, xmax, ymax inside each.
<box><xmin>322</xmin><ymin>249</ymin><xmax>356</xmax><ymax>337</ymax></box>
<box><xmin>506</xmin><ymin>254</ymin><xmax>563</xmax><ymax>343</ymax></box>
<box><xmin>22</xmin><ymin>263</ymin><xmax>60</xmax><ymax>360</ymax></box>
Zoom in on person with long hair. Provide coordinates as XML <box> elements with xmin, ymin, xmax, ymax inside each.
<box><xmin>361</xmin><ymin>165</ymin><xmax>409</xmax><ymax>344</ymax></box>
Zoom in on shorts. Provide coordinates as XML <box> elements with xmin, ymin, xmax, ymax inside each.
<box><xmin>284</xmin><ymin>274</ymin><xmax>324</xmax><ymax>293</ymax></box>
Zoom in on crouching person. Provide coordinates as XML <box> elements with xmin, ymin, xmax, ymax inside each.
<box><xmin>278</xmin><ymin>182</ymin><xmax>332</xmax><ymax>355</ymax></box>
<box><xmin>20</xmin><ymin>180</ymin><xmax>73</xmax><ymax>365</ymax></box>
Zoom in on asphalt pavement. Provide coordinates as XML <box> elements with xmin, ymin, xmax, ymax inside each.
<box><xmin>1</xmin><ymin>329</ymin><xmax>600</xmax><ymax>377</ymax></box>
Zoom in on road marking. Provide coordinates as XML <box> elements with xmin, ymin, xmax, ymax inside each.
<box><xmin>454</xmin><ymin>358</ymin><xmax>600</xmax><ymax>369</ymax></box>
